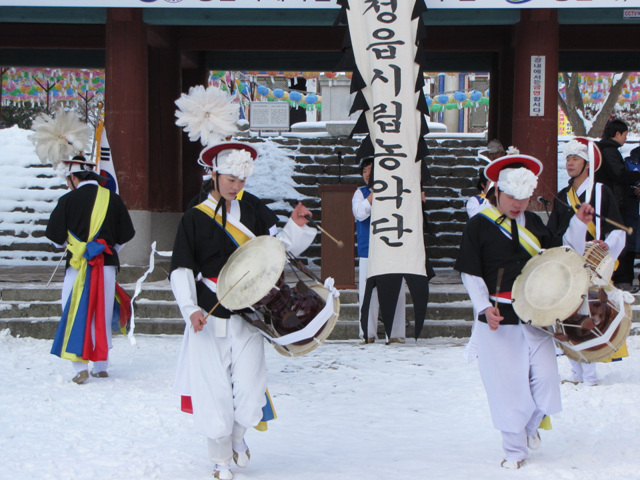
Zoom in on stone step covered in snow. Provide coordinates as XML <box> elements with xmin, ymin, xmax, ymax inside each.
<box><xmin>0</xmin><ymin>270</ymin><xmax>479</xmax><ymax>339</ymax></box>
<box><xmin>3</xmin><ymin>263</ymin><xmax>640</xmax><ymax>341</ymax></box>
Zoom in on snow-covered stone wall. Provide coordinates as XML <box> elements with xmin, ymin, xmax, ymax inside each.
<box><xmin>0</xmin><ymin>126</ymin><xmax>486</xmax><ymax>267</ymax></box>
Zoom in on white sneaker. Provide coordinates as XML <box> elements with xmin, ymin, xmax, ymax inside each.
<box><xmin>527</xmin><ymin>431</ymin><xmax>541</xmax><ymax>450</ymax></box>
<box><xmin>501</xmin><ymin>459</ymin><xmax>524</xmax><ymax>469</ymax></box>
<box><xmin>233</xmin><ymin>448</ymin><xmax>250</xmax><ymax>468</ymax></box>
<box><xmin>213</xmin><ymin>465</ymin><xmax>233</xmax><ymax>480</ymax></box>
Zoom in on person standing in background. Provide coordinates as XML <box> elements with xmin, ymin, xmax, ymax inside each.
<box><xmin>352</xmin><ymin>157</ymin><xmax>406</xmax><ymax>344</ymax></box>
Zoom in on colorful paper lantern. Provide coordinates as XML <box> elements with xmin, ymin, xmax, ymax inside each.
<box><xmin>272</xmin><ymin>88</ymin><xmax>285</xmax><ymax>99</ymax></box>
<box><xmin>289</xmin><ymin>91</ymin><xmax>303</xmax><ymax>102</ymax></box>
<box><xmin>453</xmin><ymin>91</ymin><xmax>466</xmax><ymax>102</ymax></box>
<box><xmin>469</xmin><ymin>90</ymin><xmax>483</xmax><ymax>102</ymax></box>
<box><xmin>436</xmin><ymin>94</ymin><xmax>450</xmax><ymax>105</ymax></box>
<box><xmin>305</xmin><ymin>93</ymin><xmax>318</xmax><ymax>104</ymax></box>
<box><xmin>256</xmin><ymin>85</ymin><xmax>269</xmax><ymax>96</ymax></box>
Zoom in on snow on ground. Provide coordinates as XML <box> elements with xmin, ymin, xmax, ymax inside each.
<box><xmin>1</xmin><ymin>329</ymin><xmax>640</xmax><ymax>480</ymax></box>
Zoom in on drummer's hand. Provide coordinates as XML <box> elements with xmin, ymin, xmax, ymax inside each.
<box><xmin>482</xmin><ymin>306</ymin><xmax>503</xmax><ymax>331</ymax></box>
<box><xmin>592</xmin><ymin>239</ymin><xmax>609</xmax><ymax>251</ymax></box>
<box><xmin>576</xmin><ymin>203</ymin><xmax>594</xmax><ymax>225</ymax></box>
<box><xmin>190</xmin><ymin>311</ymin><xmax>207</xmax><ymax>333</ymax></box>
<box><xmin>292</xmin><ymin>202</ymin><xmax>312</xmax><ymax>226</ymax></box>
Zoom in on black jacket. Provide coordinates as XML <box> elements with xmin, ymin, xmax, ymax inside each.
<box><xmin>595</xmin><ymin>137</ymin><xmax>640</xmax><ymax>210</ymax></box>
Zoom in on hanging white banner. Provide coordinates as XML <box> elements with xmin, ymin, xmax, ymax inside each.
<box><xmin>346</xmin><ymin>0</ymin><xmax>425</xmax><ymax>279</ymax></box>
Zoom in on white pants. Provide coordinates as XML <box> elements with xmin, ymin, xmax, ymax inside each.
<box><xmin>568</xmin><ymin>358</ymin><xmax>598</xmax><ymax>385</ymax></box>
<box><xmin>61</xmin><ymin>265</ymin><xmax>116</xmax><ymax>373</ymax></box>
<box><xmin>358</xmin><ymin>257</ymin><xmax>406</xmax><ymax>340</ymax></box>
<box><xmin>207</xmin><ymin>422</ymin><xmax>248</xmax><ymax>465</ymax></box>
<box><xmin>475</xmin><ymin>321</ymin><xmax>561</xmax><ymax>461</ymax></box>
<box><xmin>176</xmin><ymin>315</ymin><xmax>267</xmax><ymax>442</ymax></box>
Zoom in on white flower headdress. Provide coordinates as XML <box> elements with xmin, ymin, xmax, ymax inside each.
<box><xmin>497</xmin><ymin>168</ymin><xmax>538</xmax><ymax>200</ymax></box>
<box><xmin>563</xmin><ymin>139</ymin><xmax>588</xmax><ymax>161</ymax></box>
<box><xmin>29</xmin><ymin>108</ymin><xmax>92</xmax><ymax>176</ymax></box>
<box><xmin>175</xmin><ymin>85</ymin><xmax>256</xmax><ymax>179</ymax></box>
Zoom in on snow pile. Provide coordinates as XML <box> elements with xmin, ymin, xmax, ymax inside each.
<box><xmin>0</xmin><ymin>126</ymin><xmax>65</xmax><ymax>263</ymax></box>
<box><xmin>247</xmin><ymin>139</ymin><xmax>305</xmax><ymax>208</ymax></box>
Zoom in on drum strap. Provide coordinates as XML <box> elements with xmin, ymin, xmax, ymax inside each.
<box><xmin>478</xmin><ymin>207</ymin><xmax>541</xmax><ymax>256</ymax></box>
<box><xmin>567</xmin><ymin>187</ymin><xmax>597</xmax><ymax>239</ymax></box>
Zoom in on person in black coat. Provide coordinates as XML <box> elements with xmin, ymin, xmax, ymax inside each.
<box><xmin>596</xmin><ymin>119</ymin><xmax>640</xmax><ymax>289</ymax></box>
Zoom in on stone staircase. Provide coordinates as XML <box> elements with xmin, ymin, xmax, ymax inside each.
<box><xmin>0</xmin><ymin>264</ymin><xmax>475</xmax><ymax>340</ymax></box>
<box><xmin>3</xmin><ymin>133</ymin><xmax>639</xmax><ymax>341</ymax></box>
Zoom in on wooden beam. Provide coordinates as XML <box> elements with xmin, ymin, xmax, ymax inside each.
<box><xmin>560</xmin><ymin>25</ymin><xmax>640</xmax><ymax>51</ymax></box>
<box><xmin>175</xmin><ymin>25</ymin><xmax>511</xmax><ymax>53</ymax></box>
<box><xmin>0</xmin><ymin>23</ymin><xmax>105</xmax><ymax>49</ymax></box>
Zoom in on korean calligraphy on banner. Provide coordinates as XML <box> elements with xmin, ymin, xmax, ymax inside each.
<box><xmin>338</xmin><ymin>0</ymin><xmax>431</xmax><ymax>340</ymax></box>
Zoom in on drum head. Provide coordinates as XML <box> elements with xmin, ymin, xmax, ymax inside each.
<box><xmin>561</xmin><ymin>302</ymin><xmax>632</xmax><ymax>363</ymax></box>
<box><xmin>512</xmin><ymin>247</ymin><xmax>591</xmax><ymax>327</ymax></box>
<box><xmin>217</xmin><ymin>236</ymin><xmax>286</xmax><ymax>311</ymax></box>
<box><xmin>273</xmin><ymin>284</ymin><xmax>340</xmax><ymax>358</ymax></box>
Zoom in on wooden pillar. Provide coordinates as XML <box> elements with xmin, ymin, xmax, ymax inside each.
<box><xmin>105</xmin><ymin>8</ymin><xmax>149</xmax><ymax>210</ymax></box>
<box><xmin>148</xmin><ymin>26</ymin><xmax>182</xmax><ymax>212</ymax></box>
<box><xmin>492</xmin><ymin>46</ymin><xmax>515</xmax><ymax>148</ymax></box>
<box><xmin>511</xmin><ymin>9</ymin><xmax>559</xmax><ymax>207</ymax></box>
<box><xmin>319</xmin><ymin>185</ymin><xmax>357</xmax><ymax>289</ymax></box>
<box><xmin>180</xmin><ymin>62</ymin><xmax>209</xmax><ymax>210</ymax></box>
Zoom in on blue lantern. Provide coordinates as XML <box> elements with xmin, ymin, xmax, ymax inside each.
<box><xmin>272</xmin><ymin>88</ymin><xmax>284</xmax><ymax>99</ymax></box>
<box><xmin>305</xmin><ymin>93</ymin><xmax>318</xmax><ymax>104</ymax></box>
<box><xmin>256</xmin><ymin>85</ymin><xmax>269</xmax><ymax>96</ymax></box>
<box><xmin>437</xmin><ymin>94</ymin><xmax>450</xmax><ymax>105</ymax></box>
<box><xmin>470</xmin><ymin>90</ymin><xmax>483</xmax><ymax>102</ymax></box>
<box><xmin>426</xmin><ymin>96</ymin><xmax>433</xmax><ymax>107</ymax></box>
<box><xmin>453</xmin><ymin>91</ymin><xmax>466</xmax><ymax>102</ymax></box>
<box><xmin>289</xmin><ymin>91</ymin><xmax>302</xmax><ymax>102</ymax></box>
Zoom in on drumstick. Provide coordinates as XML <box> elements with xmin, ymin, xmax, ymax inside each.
<box><xmin>202</xmin><ymin>270</ymin><xmax>250</xmax><ymax>322</ymax></box>
<box><xmin>303</xmin><ymin>214</ymin><xmax>344</xmax><ymax>248</ymax></box>
<box><xmin>554</xmin><ymin>195</ymin><xmax>634</xmax><ymax>235</ymax></box>
<box><xmin>494</xmin><ymin>267</ymin><xmax>505</xmax><ymax>311</ymax></box>
<box><xmin>586</xmin><ymin>209</ymin><xmax>633</xmax><ymax>235</ymax></box>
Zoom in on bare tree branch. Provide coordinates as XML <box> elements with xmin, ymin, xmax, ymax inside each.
<box><xmin>588</xmin><ymin>72</ymin><xmax>630</xmax><ymax>137</ymax></box>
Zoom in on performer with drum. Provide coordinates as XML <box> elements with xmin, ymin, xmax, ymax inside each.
<box><xmin>547</xmin><ymin>138</ymin><xmax>626</xmax><ymax>386</ymax></box>
<box><xmin>455</xmin><ymin>153</ymin><xmax>594</xmax><ymax>469</ymax></box>
<box><xmin>170</xmin><ymin>86</ymin><xmax>317</xmax><ymax>479</ymax></box>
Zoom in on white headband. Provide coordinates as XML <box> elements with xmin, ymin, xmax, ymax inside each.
<box><xmin>563</xmin><ymin>140</ymin><xmax>589</xmax><ymax>161</ymax></box>
<box><xmin>497</xmin><ymin>167</ymin><xmax>538</xmax><ymax>200</ymax></box>
<box><xmin>211</xmin><ymin>149</ymin><xmax>255</xmax><ymax>180</ymax></box>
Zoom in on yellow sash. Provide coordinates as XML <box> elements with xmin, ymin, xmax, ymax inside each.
<box><xmin>567</xmin><ymin>187</ymin><xmax>597</xmax><ymax>239</ymax></box>
<box><xmin>479</xmin><ymin>207</ymin><xmax>541</xmax><ymax>257</ymax></box>
<box><xmin>60</xmin><ymin>186</ymin><xmax>111</xmax><ymax>361</ymax></box>
<box><xmin>195</xmin><ymin>202</ymin><xmax>252</xmax><ymax>246</ymax></box>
